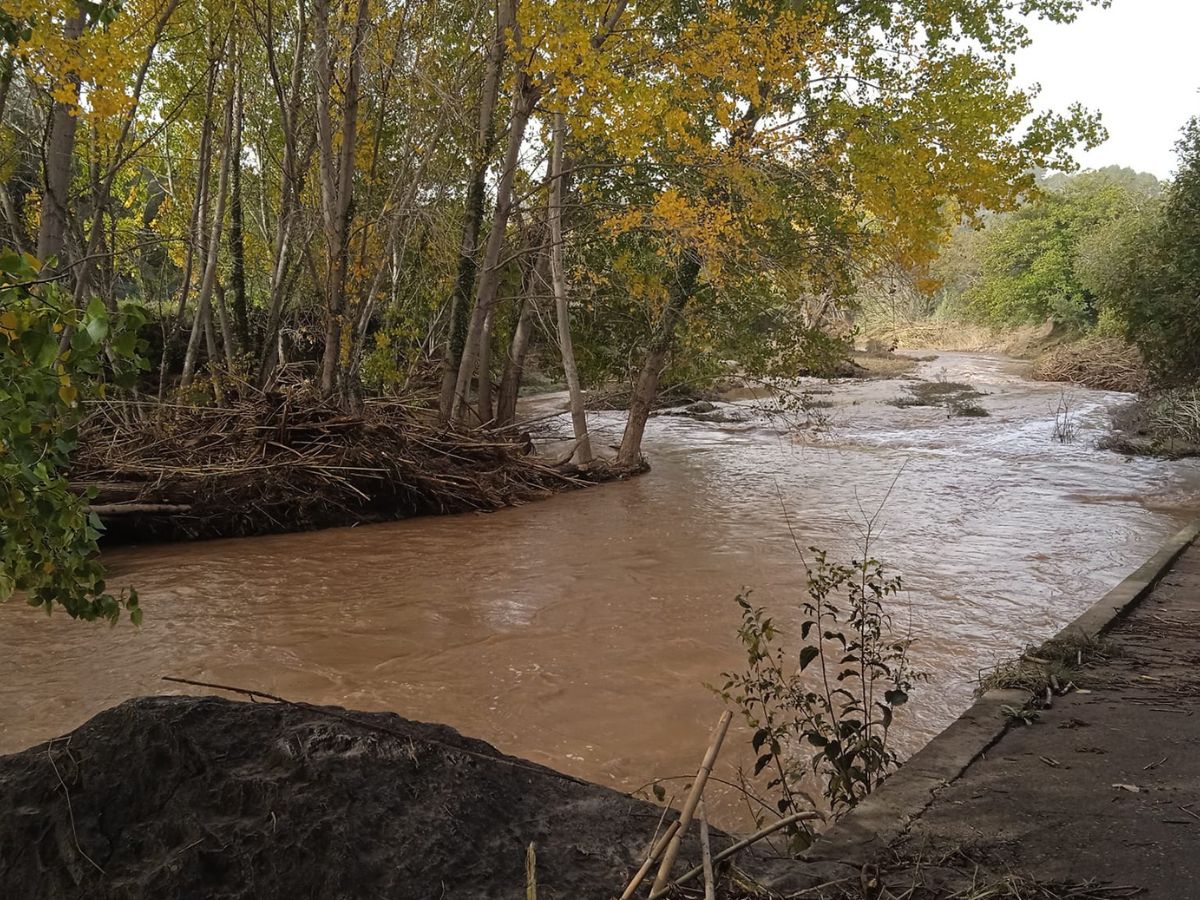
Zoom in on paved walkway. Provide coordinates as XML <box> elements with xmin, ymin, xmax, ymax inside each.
<box><xmin>889</xmin><ymin>542</ymin><xmax>1200</xmax><ymax>897</ymax></box>
<box><xmin>770</xmin><ymin>539</ymin><xmax>1200</xmax><ymax>899</ymax></box>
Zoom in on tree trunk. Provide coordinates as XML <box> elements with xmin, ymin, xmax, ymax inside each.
<box><xmin>450</xmin><ymin>77</ymin><xmax>537</xmax><ymax>423</ymax></box>
<box><xmin>548</xmin><ymin>112</ymin><xmax>592</xmax><ymax>464</ymax></box>
<box><xmin>36</xmin><ymin>14</ymin><xmax>86</xmax><ymax>264</ymax></box>
<box><xmin>617</xmin><ymin>250</ymin><xmax>702</xmax><ymax>467</ymax></box>
<box><xmin>162</xmin><ymin>60</ymin><xmax>219</xmax><ymax>399</ymax></box>
<box><xmin>181</xmin><ymin>77</ymin><xmax>235</xmax><ymax>391</ymax></box>
<box><xmin>439</xmin><ymin>0</ymin><xmax>514</xmax><ymax>420</ymax></box>
<box><xmin>495</xmin><ymin>236</ymin><xmax>547</xmax><ymax>428</ymax></box>
<box><xmin>315</xmin><ymin>0</ymin><xmax>370</xmax><ymax>398</ymax></box>
<box><xmin>228</xmin><ymin>55</ymin><xmax>248</xmax><ymax>355</ymax></box>
<box><xmin>257</xmin><ymin>0</ymin><xmax>309</xmax><ymax>386</ymax></box>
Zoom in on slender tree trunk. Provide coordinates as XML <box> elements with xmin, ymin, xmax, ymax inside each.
<box><xmin>181</xmin><ymin>77</ymin><xmax>235</xmax><ymax>392</ymax></box>
<box><xmin>477</xmin><ymin>307</ymin><xmax>495</xmax><ymax>423</ymax></box>
<box><xmin>548</xmin><ymin>112</ymin><xmax>592</xmax><ymax>464</ymax></box>
<box><xmin>0</xmin><ymin>52</ymin><xmax>13</xmax><ymax>127</ymax></box>
<box><xmin>495</xmin><ymin>232</ymin><xmax>547</xmax><ymax>428</ymax></box>
<box><xmin>36</xmin><ymin>14</ymin><xmax>86</xmax><ymax>264</ymax></box>
<box><xmin>617</xmin><ymin>250</ymin><xmax>702</xmax><ymax>467</ymax></box>
<box><xmin>228</xmin><ymin>53</ymin><xmax>248</xmax><ymax>355</ymax></box>
<box><xmin>214</xmin><ymin>280</ymin><xmax>236</xmax><ymax>368</ymax></box>
<box><xmin>258</xmin><ymin>0</ymin><xmax>310</xmax><ymax>385</ymax></box>
<box><xmin>201</xmin><ymin>293</ymin><xmax>225</xmax><ymax>403</ymax></box>
<box><xmin>161</xmin><ymin>61</ymin><xmax>219</xmax><ymax>399</ymax></box>
<box><xmin>439</xmin><ymin>0</ymin><xmax>514</xmax><ymax>419</ymax></box>
<box><xmin>450</xmin><ymin>77</ymin><xmax>537</xmax><ymax>423</ymax></box>
<box><xmin>315</xmin><ymin>0</ymin><xmax>370</xmax><ymax>397</ymax></box>
<box><xmin>450</xmin><ymin>0</ymin><xmax>630</xmax><ymax>424</ymax></box>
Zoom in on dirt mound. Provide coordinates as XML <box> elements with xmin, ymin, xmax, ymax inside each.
<box><xmin>0</xmin><ymin>696</ymin><xmax>724</xmax><ymax>899</ymax></box>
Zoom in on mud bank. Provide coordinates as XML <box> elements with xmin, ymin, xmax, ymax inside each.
<box><xmin>0</xmin><ymin>695</ymin><xmax>740</xmax><ymax>900</ymax></box>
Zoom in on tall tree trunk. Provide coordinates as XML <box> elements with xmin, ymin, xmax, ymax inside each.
<box><xmin>495</xmin><ymin>231</ymin><xmax>547</xmax><ymax>428</ymax></box>
<box><xmin>449</xmin><ymin>76</ymin><xmax>537</xmax><ymax>423</ymax></box>
<box><xmin>616</xmin><ymin>250</ymin><xmax>702</xmax><ymax>467</ymax></box>
<box><xmin>36</xmin><ymin>14</ymin><xmax>86</xmax><ymax>264</ymax></box>
<box><xmin>439</xmin><ymin>0</ymin><xmax>514</xmax><ymax>419</ymax></box>
<box><xmin>181</xmin><ymin>77</ymin><xmax>235</xmax><ymax>392</ymax></box>
<box><xmin>477</xmin><ymin>307</ymin><xmax>495</xmax><ymax>423</ymax></box>
<box><xmin>548</xmin><ymin>112</ymin><xmax>592</xmax><ymax>464</ymax></box>
<box><xmin>450</xmin><ymin>0</ymin><xmax>630</xmax><ymax>424</ymax></box>
<box><xmin>315</xmin><ymin>0</ymin><xmax>370</xmax><ymax>397</ymax></box>
<box><xmin>161</xmin><ymin>61</ymin><xmax>219</xmax><ymax>399</ymax></box>
<box><xmin>257</xmin><ymin>0</ymin><xmax>310</xmax><ymax>386</ymax></box>
<box><xmin>228</xmin><ymin>53</ymin><xmax>248</xmax><ymax>355</ymax></box>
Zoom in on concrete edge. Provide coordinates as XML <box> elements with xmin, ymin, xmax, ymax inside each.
<box><xmin>800</xmin><ymin>519</ymin><xmax>1200</xmax><ymax>866</ymax></box>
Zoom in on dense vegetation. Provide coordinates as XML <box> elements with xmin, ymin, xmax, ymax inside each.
<box><xmin>867</xmin><ymin>119</ymin><xmax>1200</xmax><ymax>390</ymax></box>
<box><xmin>2</xmin><ymin>0</ymin><xmax>1112</xmax><ymax>616</ymax></box>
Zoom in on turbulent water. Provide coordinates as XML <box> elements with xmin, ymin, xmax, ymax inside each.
<box><xmin>4</xmin><ymin>352</ymin><xmax>1199</xmax><ymax>828</ymax></box>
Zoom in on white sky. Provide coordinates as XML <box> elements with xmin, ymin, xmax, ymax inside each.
<box><xmin>1015</xmin><ymin>0</ymin><xmax>1200</xmax><ymax>179</ymax></box>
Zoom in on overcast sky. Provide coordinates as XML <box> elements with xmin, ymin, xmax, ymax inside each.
<box><xmin>1014</xmin><ymin>0</ymin><xmax>1200</xmax><ymax>179</ymax></box>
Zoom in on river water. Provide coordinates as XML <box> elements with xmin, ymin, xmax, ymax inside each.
<box><xmin>3</xmin><ymin>352</ymin><xmax>1199</xmax><ymax>828</ymax></box>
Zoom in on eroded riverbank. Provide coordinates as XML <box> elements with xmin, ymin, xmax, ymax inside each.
<box><xmin>4</xmin><ymin>352</ymin><xmax>1200</xmax><ymax>830</ymax></box>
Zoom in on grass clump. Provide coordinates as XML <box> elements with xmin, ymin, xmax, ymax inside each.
<box><xmin>977</xmin><ymin>630</ymin><xmax>1116</xmax><ymax>698</ymax></box>
<box><xmin>950</xmin><ymin>401</ymin><xmax>990</xmax><ymax>418</ymax></box>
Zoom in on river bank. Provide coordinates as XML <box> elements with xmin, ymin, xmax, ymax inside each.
<box><xmin>0</xmin><ymin>695</ymin><xmax>727</xmax><ymax>899</ymax></box>
<box><xmin>779</xmin><ymin>527</ymin><xmax>1200</xmax><ymax>899</ymax></box>
<box><xmin>4</xmin><ymin>352</ymin><xmax>1199</xmax><ymax>836</ymax></box>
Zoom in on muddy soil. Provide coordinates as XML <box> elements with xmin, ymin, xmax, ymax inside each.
<box><xmin>0</xmin><ymin>696</ymin><xmax>733</xmax><ymax>900</ymax></box>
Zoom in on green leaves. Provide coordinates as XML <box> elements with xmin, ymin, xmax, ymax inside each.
<box><xmin>1</xmin><ymin>258</ymin><xmax>144</xmax><ymax>624</ymax></box>
<box><xmin>798</xmin><ymin>645</ymin><xmax>820</xmax><ymax>671</ymax></box>
<box><xmin>716</xmin><ymin>547</ymin><xmax>920</xmax><ymax>821</ymax></box>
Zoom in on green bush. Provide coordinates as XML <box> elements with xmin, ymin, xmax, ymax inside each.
<box><xmin>0</xmin><ymin>251</ymin><xmax>146</xmax><ymax>622</ymax></box>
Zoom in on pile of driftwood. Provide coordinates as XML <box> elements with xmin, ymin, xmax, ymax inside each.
<box><xmin>1031</xmin><ymin>339</ymin><xmax>1149</xmax><ymax>394</ymax></box>
<box><xmin>71</xmin><ymin>384</ymin><xmax>603</xmax><ymax>541</ymax></box>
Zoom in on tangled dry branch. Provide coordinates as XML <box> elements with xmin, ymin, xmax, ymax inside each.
<box><xmin>70</xmin><ymin>384</ymin><xmax>608</xmax><ymax>541</ymax></box>
<box><xmin>1031</xmin><ymin>339</ymin><xmax>1148</xmax><ymax>394</ymax></box>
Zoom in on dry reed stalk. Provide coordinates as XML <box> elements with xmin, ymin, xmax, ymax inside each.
<box><xmin>618</xmin><ymin>820</ymin><xmax>682</xmax><ymax>900</ymax></box>
<box><xmin>648</xmin><ymin>811</ymin><xmax>824</xmax><ymax>900</ymax></box>
<box><xmin>650</xmin><ymin>710</ymin><xmax>733</xmax><ymax>895</ymax></box>
<box><xmin>698</xmin><ymin>799</ymin><xmax>715</xmax><ymax>900</ymax></box>
<box><xmin>525</xmin><ymin>842</ymin><xmax>537</xmax><ymax>900</ymax></box>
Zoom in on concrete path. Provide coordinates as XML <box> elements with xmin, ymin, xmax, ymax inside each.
<box><xmin>772</xmin><ymin>537</ymin><xmax>1200</xmax><ymax>899</ymax></box>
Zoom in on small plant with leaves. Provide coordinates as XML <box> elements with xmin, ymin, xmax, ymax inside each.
<box><xmin>716</xmin><ymin>548</ymin><xmax>919</xmax><ymax>839</ymax></box>
<box><xmin>1</xmin><ymin>251</ymin><xmax>147</xmax><ymax>622</ymax></box>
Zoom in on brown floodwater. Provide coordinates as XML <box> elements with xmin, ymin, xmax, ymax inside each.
<box><xmin>4</xmin><ymin>352</ymin><xmax>1200</xmax><ymax>828</ymax></box>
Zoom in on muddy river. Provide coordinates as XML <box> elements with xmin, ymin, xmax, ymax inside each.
<box><xmin>4</xmin><ymin>352</ymin><xmax>1199</xmax><ymax>828</ymax></box>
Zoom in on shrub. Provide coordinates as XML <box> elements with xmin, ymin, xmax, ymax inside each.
<box><xmin>716</xmin><ymin>549</ymin><xmax>918</xmax><ymax>839</ymax></box>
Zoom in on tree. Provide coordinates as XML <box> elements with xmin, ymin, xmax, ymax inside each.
<box><xmin>962</xmin><ymin>172</ymin><xmax>1158</xmax><ymax>327</ymax></box>
<box><xmin>1096</xmin><ymin>117</ymin><xmax>1200</xmax><ymax>386</ymax></box>
<box><xmin>0</xmin><ymin>251</ymin><xmax>145</xmax><ymax>621</ymax></box>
